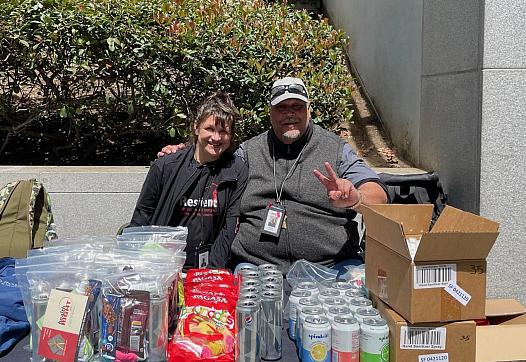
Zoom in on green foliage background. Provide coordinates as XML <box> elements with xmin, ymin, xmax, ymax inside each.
<box><xmin>0</xmin><ymin>0</ymin><xmax>354</xmax><ymax>164</ymax></box>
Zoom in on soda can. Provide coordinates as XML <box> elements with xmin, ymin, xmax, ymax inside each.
<box><xmin>260</xmin><ymin>290</ymin><xmax>282</xmax><ymax>360</ymax></box>
<box><xmin>239</xmin><ymin>269</ymin><xmax>262</xmax><ymax>280</ymax></box>
<box><xmin>262</xmin><ymin>282</ymin><xmax>282</xmax><ymax>292</ymax></box>
<box><xmin>261</xmin><ymin>275</ymin><xmax>283</xmax><ymax>286</ymax></box>
<box><xmin>241</xmin><ymin>278</ymin><xmax>262</xmax><ymax>289</ymax></box>
<box><xmin>240</xmin><ymin>285</ymin><xmax>261</xmax><ymax>295</ymax></box>
<box><xmin>261</xmin><ymin>269</ymin><xmax>283</xmax><ymax>280</ymax></box>
<box><xmin>236</xmin><ymin>299</ymin><xmax>261</xmax><ymax>362</ymax></box>
<box><xmin>240</xmin><ymin>292</ymin><xmax>262</xmax><ymax>303</ymax></box>
<box><xmin>360</xmin><ymin>318</ymin><xmax>389</xmax><ymax>362</ymax></box>
<box><xmin>332</xmin><ymin>316</ymin><xmax>360</xmax><ymax>362</ymax></box>
<box><xmin>31</xmin><ymin>293</ymin><xmax>49</xmax><ymax>362</ymax></box>
<box><xmin>237</xmin><ymin>264</ymin><xmax>259</xmax><ymax>273</ymax></box>
<box><xmin>354</xmin><ymin>307</ymin><xmax>380</xmax><ymax>325</ymax></box>
<box><xmin>296</xmin><ymin>305</ymin><xmax>324</xmax><ymax>358</ymax></box>
<box><xmin>148</xmin><ymin>293</ymin><xmax>169</xmax><ymax>362</ymax></box>
<box><xmin>318</xmin><ymin>288</ymin><xmax>340</xmax><ymax>304</ymax></box>
<box><xmin>344</xmin><ymin>288</ymin><xmax>366</xmax><ymax>299</ymax></box>
<box><xmin>301</xmin><ymin>315</ymin><xmax>331</xmax><ymax>362</ymax></box>
<box><xmin>287</xmin><ymin>290</ymin><xmax>312</xmax><ymax>340</ymax></box>
<box><xmin>331</xmin><ymin>281</ymin><xmax>354</xmax><ymax>295</ymax></box>
<box><xmin>296</xmin><ymin>281</ymin><xmax>319</xmax><ymax>299</ymax></box>
<box><xmin>326</xmin><ymin>306</ymin><xmax>353</xmax><ymax>323</ymax></box>
<box><xmin>348</xmin><ymin>298</ymin><xmax>372</xmax><ymax>315</ymax></box>
<box><xmin>322</xmin><ymin>297</ymin><xmax>347</xmax><ymax>313</ymax></box>
<box><xmin>258</xmin><ymin>263</ymin><xmax>278</xmax><ymax>272</ymax></box>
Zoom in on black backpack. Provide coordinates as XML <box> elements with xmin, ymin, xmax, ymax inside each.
<box><xmin>378</xmin><ymin>171</ymin><xmax>448</xmax><ymax>225</ymax></box>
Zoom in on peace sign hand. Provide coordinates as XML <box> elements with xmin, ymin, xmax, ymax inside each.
<box><xmin>313</xmin><ymin>162</ymin><xmax>361</xmax><ymax>208</ymax></box>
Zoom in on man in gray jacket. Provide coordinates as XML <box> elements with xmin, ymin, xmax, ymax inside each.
<box><xmin>159</xmin><ymin>77</ymin><xmax>388</xmax><ymax>273</ymax></box>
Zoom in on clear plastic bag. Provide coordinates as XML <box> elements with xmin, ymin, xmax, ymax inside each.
<box><xmin>285</xmin><ymin>259</ymin><xmax>338</xmax><ymax>289</ymax></box>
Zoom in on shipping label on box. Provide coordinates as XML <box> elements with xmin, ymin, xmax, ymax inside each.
<box><xmin>38</xmin><ymin>289</ymin><xmax>88</xmax><ymax>362</ymax></box>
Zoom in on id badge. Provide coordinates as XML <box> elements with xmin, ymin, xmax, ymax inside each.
<box><xmin>194</xmin><ymin>244</ymin><xmax>211</xmax><ymax>269</ymax></box>
<box><xmin>261</xmin><ymin>204</ymin><xmax>286</xmax><ymax>237</ymax></box>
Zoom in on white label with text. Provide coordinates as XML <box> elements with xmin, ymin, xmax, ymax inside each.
<box><xmin>418</xmin><ymin>352</ymin><xmax>449</xmax><ymax>362</ymax></box>
<box><xmin>414</xmin><ymin>264</ymin><xmax>456</xmax><ymax>289</ymax></box>
<box><xmin>444</xmin><ymin>281</ymin><xmax>471</xmax><ymax>306</ymax></box>
<box><xmin>400</xmin><ymin>326</ymin><xmax>446</xmax><ymax>350</ymax></box>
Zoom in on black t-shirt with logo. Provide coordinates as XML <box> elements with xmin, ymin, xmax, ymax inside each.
<box><xmin>170</xmin><ymin>159</ymin><xmax>219</xmax><ymax>269</ymax></box>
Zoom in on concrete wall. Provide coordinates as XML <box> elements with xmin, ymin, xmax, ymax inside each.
<box><xmin>480</xmin><ymin>1</ymin><xmax>526</xmax><ymax>301</ymax></box>
<box><xmin>325</xmin><ymin>0</ymin><xmax>483</xmax><ymax>213</ymax></box>
<box><xmin>323</xmin><ymin>0</ymin><xmax>526</xmax><ymax>303</ymax></box>
<box><xmin>0</xmin><ymin>166</ymin><xmax>148</xmax><ymax>237</ymax></box>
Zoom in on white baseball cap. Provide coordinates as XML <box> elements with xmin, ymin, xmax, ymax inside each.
<box><xmin>269</xmin><ymin>77</ymin><xmax>309</xmax><ymax>106</ymax></box>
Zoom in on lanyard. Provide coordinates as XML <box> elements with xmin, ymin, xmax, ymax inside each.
<box><xmin>272</xmin><ymin>141</ymin><xmax>308</xmax><ymax>205</ymax></box>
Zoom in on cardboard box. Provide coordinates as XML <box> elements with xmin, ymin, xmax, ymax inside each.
<box><xmin>373</xmin><ymin>294</ymin><xmax>477</xmax><ymax>362</ymax></box>
<box><xmin>362</xmin><ymin>204</ymin><xmax>499</xmax><ymax>323</ymax></box>
<box><xmin>476</xmin><ymin>299</ymin><xmax>526</xmax><ymax>361</ymax></box>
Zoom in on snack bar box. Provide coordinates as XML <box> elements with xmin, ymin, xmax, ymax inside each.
<box><xmin>362</xmin><ymin>204</ymin><xmax>499</xmax><ymax>323</ymax></box>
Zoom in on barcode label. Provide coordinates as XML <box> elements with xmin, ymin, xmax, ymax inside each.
<box><xmin>414</xmin><ymin>264</ymin><xmax>456</xmax><ymax>289</ymax></box>
<box><xmin>130</xmin><ymin>335</ymin><xmax>140</xmax><ymax>352</ymax></box>
<box><xmin>418</xmin><ymin>352</ymin><xmax>449</xmax><ymax>362</ymax></box>
<box><xmin>400</xmin><ymin>326</ymin><xmax>446</xmax><ymax>350</ymax></box>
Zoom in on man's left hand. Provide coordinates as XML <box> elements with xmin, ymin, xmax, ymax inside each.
<box><xmin>314</xmin><ymin>162</ymin><xmax>361</xmax><ymax>208</ymax></box>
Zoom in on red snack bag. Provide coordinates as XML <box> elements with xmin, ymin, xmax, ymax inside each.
<box><xmin>168</xmin><ymin>270</ymin><xmax>237</xmax><ymax>362</ymax></box>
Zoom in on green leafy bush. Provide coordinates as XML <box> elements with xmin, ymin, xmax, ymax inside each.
<box><xmin>0</xmin><ymin>0</ymin><xmax>354</xmax><ymax>164</ymax></box>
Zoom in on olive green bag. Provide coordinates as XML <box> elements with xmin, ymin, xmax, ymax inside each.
<box><xmin>0</xmin><ymin>179</ymin><xmax>56</xmax><ymax>258</ymax></box>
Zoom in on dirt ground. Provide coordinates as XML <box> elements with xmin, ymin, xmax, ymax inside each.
<box><xmin>340</xmin><ymin>70</ymin><xmax>413</xmax><ymax>169</ymax></box>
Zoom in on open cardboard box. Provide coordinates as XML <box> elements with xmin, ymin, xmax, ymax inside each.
<box><xmin>372</xmin><ymin>293</ymin><xmax>477</xmax><ymax>362</ymax></box>
<box><xmin>476</xmin><ymin>299</ymin><xmax>526</xmax><ymax>361</ymax></box>
<box><xmin>362</xmin><ymin>204</ymin><xmax>499</xmax><ymax>323</ymax></box>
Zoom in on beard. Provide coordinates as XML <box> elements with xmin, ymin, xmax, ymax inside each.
<box><xmin>282</xmin><ymin>129</ymin><xmax>301</xmax><ymax>141</ymax></box>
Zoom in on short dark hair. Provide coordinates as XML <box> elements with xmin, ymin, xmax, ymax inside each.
<box><xmin>192</xmin><ymin>92</ymin><xmax>240</xmax><ymax>151</ymax></box>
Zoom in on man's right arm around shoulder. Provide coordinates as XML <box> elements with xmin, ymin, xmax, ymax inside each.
<box><xmin>157</xmin><ymin>144</ymin><xmax>186</xmax><ymax>158</ymax></box>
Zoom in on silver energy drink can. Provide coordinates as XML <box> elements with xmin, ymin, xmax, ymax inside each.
<box><xmin>237</xmin><ymin>264</ymin><xmax>259</xmax><ymax>273</ymax></box>
<box><xmin>332</xmin><ymin>316</ymin><xmax>360</xmax><ymax>362</ymax></box>
<box><xmin>261</xmin><ymin>275</ymin><xmax>283</xmax><ymax>286</ymax></box>
<box><xmin>345</xmin><ymin>289</ymin><xmax>367</xmax><ymax>299</ymax></box>
<box><xmin>239</xmin><ymin>269</ymin><xmax>262</xmax><ymax>280</ymax></box>
<box><xmin>148</xmin><ymin>293</ymin><xmax>168</xmax><ymax>362</ymax></box>
<box><xmin>301</xmin><ymin>315</ymin><xmax>331</xmax><ymax>362</ymax></box>
<box><xmin>240</xmin><ymin>286</ymin><xmax>262</xmax><ymax>295</ymax></box>
<box><xmin>236</xmin><ymin>299</ymin><xmax>261</xmax><ymax>362</ymax></box>
<box><xmin>359</xmin><ymin>318</ymin><xmax>390</xmax><ymax>362</ymax></box>
<box><xmin>349</xmin><ymin>298</ymin><xmax>372</xmax><ymax>315</ymax></box>
<box><xmin>296</xmin><ymin>281</ymin><xmax>319</xmax><ymax>299</ymax></box>
<box><xmin>318</xmin><ymin>288</ymin><xmax>340</xmax><ymax>304</ymax></box>
<box><xmin>296</xmin><ymin>305</ymin><xmax>324</xmax><ymax>359</ymax></box>
<box><xmin>241</xmin><ymin>278</ymin><xmax>262</xmax><ymax>289</ymax></box>
<box><xmin>239</xmin><ymin>292</ymin><xmax>262</xmax><ymax>303</ymax></box>
<box><xmin>322</xmin><ymin>297</ymin><xmax>347</xmax><ymax>313</ymax></box>
<box><xmin>326</xmin><ymin>306</ymin><xmax>353</xmax><ymax>323</ymax></box>
<box><xmin>260</xmin><ymin>290</ymin><xmax>282</xmax><ymax>361</ymax></box>
<box><xmin>354</xmin><ymin>307</ymin><xmax>380</xmax><ymax>325</ymax></box>
<box><xmin>287</xmin><ymin>290</ymin><xmax>312</xmax><ymax>340</ymax></box>
<box><xmin>258</xmin><ymin>263</ymin><xmax>278</xmax><ymax>272</ymax></box>
<box><xmin>31</xmin><ymin>293</ymin><xmax>49</xmax><ymax>362</ymax></box>
<box><xmin>261</xmin><ymin>270</ymin><xmax>283</xmax><ymax>281</ymax></box>
<box><xmin>262</xmin><ymin>283</ymin><xmax>281</xmax><ymax>293</ymax></box>
<box><xmin>331</xmin><ymin>281</ymin><xmax>354</xmax><ymax>296</ymax></box>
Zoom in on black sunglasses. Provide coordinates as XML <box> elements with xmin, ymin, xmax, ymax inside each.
<box><xmin>270</xmin><ymin>83</ymin><xmax>308</xmax><ymax>100</ymax></box>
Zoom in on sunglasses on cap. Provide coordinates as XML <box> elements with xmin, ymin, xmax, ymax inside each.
<box><xmin>270</xmin><ymin>83</ymin><xmax>308</xmax><ymax>100</ymax></box>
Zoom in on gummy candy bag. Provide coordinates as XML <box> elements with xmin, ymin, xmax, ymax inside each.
<box><xmin>168</xmin><ymin>269</ymin><xmax>238</xmax><ymax>362</ymax></box>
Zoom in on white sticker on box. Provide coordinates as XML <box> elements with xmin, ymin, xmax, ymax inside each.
<box><xmin>444</xmin><ymin>281</ymin><xmax>471</xmax><ymax>306</ymax></box>
<box><xmin>414</xmin><ymin>264</ymin><xmax>456</xmax><ymax>289</ymax></box>
<box><xmin>400</xmin><ymin>326</ymin><xmax>447</xmax><ymax>350</ymax></box>
<box><xmin>418</xmin><ymin>352</ymin><xmax>449</xmax><ymax>362</ymax></box>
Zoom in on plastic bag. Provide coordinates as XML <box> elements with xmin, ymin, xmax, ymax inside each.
<box><xmin>285</xmin><ymin>259</ymin><xmax>338</xmax><ymax>289</ymax></box>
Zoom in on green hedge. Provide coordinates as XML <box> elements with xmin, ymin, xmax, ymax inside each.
<box><xmin>0</xmin><ymin>0</ymin><xmax>354</xmax><ymax>164</ymax></box>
